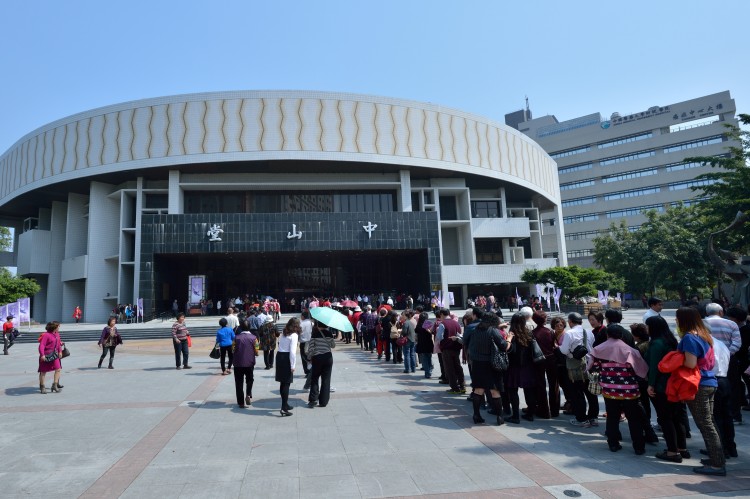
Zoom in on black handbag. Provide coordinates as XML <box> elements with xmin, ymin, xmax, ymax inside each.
<box><xmin>530</xmin><ymin>337</ymin><xmax>545</xmax><ymax>363</ymax></box>
<box><xmin>571</xmin><ymin>330</ymin><xmax>589</xmax><ymax>360</ymax></box>
<box><xmin>491</xmin><ymin>340</ymin><xmax>509</xmax><ymax>371</ymax></box>
<box><xmin>44</xmin><ymin>350</ymin><xmax>59</xmax><ymax>362</ymax></box>
<box><xmin>209</xmin><ymin>343</ymin><xmax>221</xmax><ymax>359</ymax></box>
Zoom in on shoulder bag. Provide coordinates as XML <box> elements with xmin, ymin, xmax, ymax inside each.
<box><xmin>530</xmin><ymin>336</ymin><xmax>545</xmax><ymax>363</ymax></box>
<box><xmin>490</xmin><ymin>331</ymin><xmax>509</xmax><ymax>371</ymax></box>
<box><xmin>209</xmin><ymin>343</ymin><xmax>221</xmax><ymax>359</ymax></box>
<box><xmin>571</xmin><ymin>329</ymin><xmax>589</xmax><ymax>360</ymax></box>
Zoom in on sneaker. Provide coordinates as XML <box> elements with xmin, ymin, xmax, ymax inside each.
<box><xmin>330</xmin><ymin>387</ymin><xmax>336</xmax><ymax>392</ymax></box>
<box><xmin>589</xmin><ymin>419</ymin><xmax>599</xmax><ymax>427</ymax></box>
<box><xmin>570</xmin><ymin>418</ymin><xmax>592</xmax><ymax>428</ymax></box>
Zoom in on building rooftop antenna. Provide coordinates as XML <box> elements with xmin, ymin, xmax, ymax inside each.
<box><xmin>524</xmin><ymin>96</ymin><xmax>530</xmax><ymax>122</ymax></box>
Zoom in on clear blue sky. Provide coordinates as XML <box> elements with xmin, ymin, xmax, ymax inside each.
<box><xmin>1</xmin><ymin>0</ymin><xmax>748</xmax><ymax>152</ymax></box>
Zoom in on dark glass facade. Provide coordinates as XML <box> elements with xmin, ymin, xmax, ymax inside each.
<box><xmin>184</xmin><ymin>191</ymin><xmax>396</xmax><ymax>214</ymax></box>
<box><xmin>139</xmin><ymin>211</ymin><xmax>441</xmax><ymax>315</ymax></box>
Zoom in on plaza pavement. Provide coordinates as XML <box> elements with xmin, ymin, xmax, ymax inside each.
<box><xmin>1</xmin><ymin>309</ymin><xmax>749</xmax><ymax>498</ymax></box>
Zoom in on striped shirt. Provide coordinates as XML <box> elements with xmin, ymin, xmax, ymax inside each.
<box><xmin>704</xmin><ymin>315</ymin><xmax>741</xmax><ymax>354</ymax></box>
<box><xmin>307</xmin><ymin>328</ymin><xmax>336</xmax><ymax>357</ymax></box>
<box><xmin>171</xmin><ymin>321</ymin><xmax>189</xmax><ymax>341</ymax></box>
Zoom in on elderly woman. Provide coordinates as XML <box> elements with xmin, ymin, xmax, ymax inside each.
<box><xmin>233</xmin><ymin>320</ymin><xmax>257</xmax><ymax>408</ymax></box>
<box><xmin>39</xmin><ymin>321</ymin><xmax>63</xmax><ymax>393</ymax></box>
<box><xmin>215</xmin><ymin>317</ymin><xmax>235</xmax><ymax>375</ymax></box>
<box><xmin>530</xmin><ymin>311</ymin><xmax>557</xmax><ymax>419</ymax></box>
<box><xmin>463</xmin><ymin>313</ymin><xmax>509</xmax><ymax>426</ymax></box>
<box><xmin>98</xmin><ymin>317</ymin><xmax>122</xmax><ymax>369</ymax></box>
<box><xmin>588</xmin><ymin>325</ymin><xmax>649</xmax><ymax>454</ymax></box>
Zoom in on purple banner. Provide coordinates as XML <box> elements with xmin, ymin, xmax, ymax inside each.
<box><xmin>18</xmin><ymin>297</ymin><xmax>30</xmax><ymax>324</ymax></box>
<box><xmin>137</xmin><ymin>298</ymin><xmax>143</xmax><ymax>317</ymax></box>
<box><xmin>7</xmin><ymin>302</ymin><xmax>19</xmax><ymax>327</ymax></box>
<box><xmin>0</xmin><ymin>305</ymin><xmax>6</xmax><ymax>323</ymax></box>
<box><xmin>189</xmin><ymin>276</ymin><xmax>204</xmax><ymax>303</ymax></box>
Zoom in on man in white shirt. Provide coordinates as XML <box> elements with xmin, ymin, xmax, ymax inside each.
<box><xmin>642</xmin><ymin>297</ymin><xmax>663</xmax><ymax>322</ymax></box>
<box><xmin>712</xmin><ymin>339</ymin><xmax>737</xmax><ymax>458</ymax></box>
<box><xmin>225</xmin><ymin>307</ymin><xmax>239</xmax><ymax>330</ymax></box>
<box><xmin>559</xmin><ymin>312</ymin><xmax>598</xmax><ymax>428</ymax></box>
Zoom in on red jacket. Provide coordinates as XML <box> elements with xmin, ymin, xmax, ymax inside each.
<box><xmin>658</xmin><ymin>351</ymin><xmax>700</xmax><ymax>402</ymax></box>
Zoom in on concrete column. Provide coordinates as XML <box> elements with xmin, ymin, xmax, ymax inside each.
<box><xmin>556</xmin><ymin>204</ymin><xmax>568</xmax><ymax>266</ymax></box>
<box><xmin>399</xmin><ymin>170</ymin><xmax>412</xmax><ymax>212</ymax></box>
<box><xmin>46</xmin><ymin>201</ymin><xmax>67</xmax><ymax>322</ymax></box>
<box><xmin>168</xmin><ymin>170</ymin><xmax>183</xmax><ymax>214</ymax></box>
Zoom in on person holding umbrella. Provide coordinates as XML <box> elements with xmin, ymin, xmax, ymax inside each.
<box><xmin>307</xmin><ymin>307</ymin><xmax>351</xmax><ymax>408</ymax></box>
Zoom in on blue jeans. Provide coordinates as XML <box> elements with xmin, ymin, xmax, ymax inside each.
<box><xmin>173</xmin><ymin>339</ymin><xmax>189</xmax><ymax>367</ymax></box>
<box><xmin>403</xmin><ymin>341</ymin><xmax>416</xmax><ymax>372</ymax></box>
<box><xmin>418</xmin><ymin>352</ymin><xmax>432</xmax><ymax>377</ymax></box>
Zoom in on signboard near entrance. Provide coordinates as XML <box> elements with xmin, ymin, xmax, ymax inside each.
<box><xmin>189</xmin><ymin>275</ymin><xmax>205</xmax><ymax>304</ymax></box>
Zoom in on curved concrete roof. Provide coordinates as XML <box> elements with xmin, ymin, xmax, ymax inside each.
<box><xmin>0</xmin><ymin>90</ymin><xmax>559</xmax><ymax>206</ymax></box>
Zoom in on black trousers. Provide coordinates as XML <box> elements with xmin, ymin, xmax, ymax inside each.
<box><xmin>533</xmin><ymin>359</ymin><xmax>558</xmax><ymax>418</ymax></box>
<box><xmin>604</xmin><ymin>397</ymin><xmax>645</xmax><ymax>452</ymax></box>
<box><xmin>174</xmin><ymin>339</ymin><xmax>189</xmax><ymax>367</ymax></box>
<box><xmin>390</xmin><ymin>338</ymin><xmax>402</xmax><ymax>363</ymax></box>
<box><xmin>652</xmin><ymin>392</ymin><xmax>687</xmax><ymax>452</ymax></box>
<box><xmin>233</xmin><ymin>366</ymin><xmax>254</xmax><ymax>405</ymax></box>
<box><xmin>299</xmin><ymin>342</ymin><xmax>310</xmax><ymax>375</ymax></box>
<box><xmin>220</xmin><ymin>346</ymin><xmax>233</xmax><ymax>372</ymax></box>
<box><xmin>308</xmin><ymin>352</ymin><xmax>333</xmax><ymax>406</ymax></box>
<box><xmin>715</xmin><ymin>376</ymin><xmax>736</xmax><ymax>454</ymax></box>
<box><xmin>437</xmin><ymin>352</ymin><xmax>445</xmax><ymax>381</ymax></box>
<box><xmin>571</xmin><ymin>379</ymin><xmax>599</xmax><ymax>422</ymax></box>
<box><xmin>263</xmin><ymin>349</ymin><xmax>275</xmax><ymax>368</ymax></box>
<box><xmin>99</xmin><ymin>346</ymin><xmax>116</xmax><ymax>364</ymax></box>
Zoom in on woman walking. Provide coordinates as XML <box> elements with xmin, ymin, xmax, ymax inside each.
<box><xmin>171</xmin><ymin>313</ymin><xmax>191</xmax><ymax>369</ymax></box>
<box><xmin>39</xmin><ymin>321</ymin><xmax>63</xmax><ymax>393</ymax></box>
<box><xmin>276</xmin><ymin>318</ymin><xmax>300</xmax><ymax>416</ymax></box>
<box><xmin>216</xmin><ymin>318</ymin><xmax>235</xmax><ymax>375</ymax></box>
<box><xmin>233</xmin><ymin>320</ymin><xmax>257</xmax><ymax>408</ymax></box>
<box><xmin>307</xmin><ymin>320</ymin><xmax>336</xmax><ymax>408</ymax></box>
<box><xmin>98</xmin><ymin>317</ymin><xmax>122</xmax><ymax>369</ymax></box>
<box><xmin>463</xmin><ymin>313</ymin><xmax>509</xmax><ymax>426</ymax></box>
<box><xmin>675</xmin><ymin>307</ymin><xmax>725</xmax><ymax>476</ymax></box>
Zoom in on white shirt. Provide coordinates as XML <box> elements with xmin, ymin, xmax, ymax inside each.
<box><xmin>713</xmin><ymin>338</ymin><xmax>730</xmax><ymax>377</ymax></box>
<box><xmin>300</xmin><ymin>319</ymin><xmax>313</xmax><ymax>343</ymax></box>
<box><xmin>277</xmin><ymin>333</ymin><xmax>298</xmax><ymax>370</ymax></box>
<box><xmin>559</xmin><ymin>324</ymin><xmax>594</xmax><ymax>359</ymax></box>
<box><xmin>642</xmin><ymin>308</ymin><xmax>660</xmax><ymax>322</ymax></box>
<box><xmin>225</xmin><ymin>313</ymin><xmax>239</xmax><ymax>330</ymax></box>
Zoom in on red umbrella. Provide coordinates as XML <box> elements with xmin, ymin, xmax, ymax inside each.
<box><xmin>341</xmin><ymin>300</ymin><xmax>358</xmax><ymax>308</ymax></box>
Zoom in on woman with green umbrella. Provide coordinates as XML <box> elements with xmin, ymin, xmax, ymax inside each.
<box><xmin>307</xmin><ymin>307</ymin><xmax>345</xmax><ymax>408</ymax></box>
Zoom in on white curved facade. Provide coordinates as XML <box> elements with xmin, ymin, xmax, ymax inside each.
<box><xmin>0</xmin><ymin>91</ymin><xmax>565</xmax><ymax>323</ymax></box>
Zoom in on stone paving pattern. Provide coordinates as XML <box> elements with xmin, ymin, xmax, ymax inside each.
<box><xmin>1</xmin><ymin>309</ymin><xmax>749</xmax><ymax>498</ymax></box>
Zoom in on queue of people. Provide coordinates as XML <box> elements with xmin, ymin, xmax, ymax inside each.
<box><xmin>30</xmin><ymin>297</ymin><xmax>749</xmax><ymax>480</ymax></box>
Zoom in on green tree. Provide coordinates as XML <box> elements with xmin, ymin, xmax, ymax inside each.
<box><xmin>521</xmin><ymin>265</ymin><xmax>624</xmax><ymax>302</ymax></box>
<box><xmin>687</xmin><ymin>113</ymin><xmax>750</xmax><ymax>253</ymax></box>
<box><xmin>593</xmin><ymin>205</ymin><xmax>710</xmax><ymax>301</ymax></box>
<box><xmin>0</xmin><ymin>267</ymin><xmax>40</xmax><ymax>304</ymax></box>
<box><xmin>0</xmin><ymin>227</ymin><xmax>11</xmax><ymax>251</ymax></box>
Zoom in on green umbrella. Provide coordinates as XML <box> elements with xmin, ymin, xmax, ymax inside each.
<box><xmin>310</xmin><ymin>306</ymin><xmax>353</xmax><ymax>332</ymax></box>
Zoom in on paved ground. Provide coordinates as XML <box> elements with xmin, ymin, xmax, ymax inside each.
<box><xmin>1</xmin><ymin>308</ymin><xmax>749</xmax><ymax>498</ymax></box>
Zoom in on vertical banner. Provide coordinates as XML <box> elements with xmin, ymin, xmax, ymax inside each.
<box><xmin>616</xmin><ymin>292</ymin><xmax>622</xmax><ymax>303</ymax></box>
<box><xmin>0</xmin><ymin>305</ymin><xmax>6</xmax><ymax>323</ymax></box>
<box><xmin>189</xmin><ymin>276</ymin><xmax>204</xmax><ymax>304</ymax></box>
<box><xmin>7</xmin><ymin>302</ymin><xmax>19</xmax><ymax>327</ymax></box>
<box><xmin>535</xmin><ymin>283</ymin><xmax>543</xmax><ymax>300</ymax></box>
<box><xmin>448</xmin><ymin>292</ymin><xmax>455</xmax><ymax>306</ymax></box>
<box><xmin>515</xmin><ymin>288</ymin><xmax>522</xmax><ymax>308</ymax></box>
<box><xmin>18</xmin><ymin>297</ymin><xmax>30</xmax><ymax>325</ymax></box>
<box><xmin>554</xmin><ymin>288</ymin><xmax>563</xmax><ymax>312</ymax></box>
<box><xmin>603</xmin><ymin>290</ymin><xmax>610</xmax><ymax>305</ymax></box>
<box><xmin>137</xmin><ymin>298</ymin><xmax>144</xmax><ymax>321</ymax></box>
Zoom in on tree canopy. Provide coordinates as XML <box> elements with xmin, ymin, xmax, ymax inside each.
<box><xmin>593</xmin><ymin>205</ymin><xmax>711</xmax><ymax>301</ymax></box>
<box><xmin>0</xmin><ymin>227</ymin><xmax>11</xmax><ymax>251</ymax></box>
<box><xmin>0</xmin><ymin>267</ymin><xmax>40</xmax><ymax>304</ymax></box>
<box><xmin>687</xmin><ymin>113</ymin><xmax>750</xmax><ymax>253</ymax></box>
<box><xmin>520</xmin><ymin>265</ymin><xmax>624</xmax><ymax>302</ymax></box>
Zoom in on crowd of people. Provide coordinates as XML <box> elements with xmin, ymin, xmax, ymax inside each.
<box><xmin>31</xmin><ymin>292</ymin><xmax>750</xmax><ymax>479</ymax></box>
<box><xmin>341</xmin><ymin>300</ymin><xmax>750</xmax><ymax>478</ymax></box>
